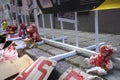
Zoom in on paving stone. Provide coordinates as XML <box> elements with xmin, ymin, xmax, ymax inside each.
<box><xmin>79</xmin><ymin>40</ymin><xmax>97</xmax><ymax>47</ymax></box>
<box><xmin>64</xmin><ymin>30</ymin><xmax>77</xmax><ymax>36</ymax></box>
<box><xmin>78</xmin><ymin>31</ymin><xmax>111</xmax><ymax>40</ymax></box>
<box><xmin>106</xmin><ymin>41</ymin><xmax>120</xmax><ymax>47</ymax></box>
<box><xmin>25</xmin><ymin>48</ymin><xmax>51</xmax><ymax>60</ymax></box>
<box><xmin>65</xmin><ymin>55</ymin><xmax>87</xmax><ymax>68</ymax></box>
<box><xmin>115</xmin><ymin>46</ymin><xmax>120</xmax><ymax>53</ymax></box>
<box><xmin>29</xmin><ymin>28</ymin><xmax>120</xmax><ymax>79</ymax></box>
<box><xmin>37</xmin><ymin>44</ymin><xmax>55</xmax><ymax>51</ymax></box>
<box><xmin>47</xmin><ymin>47</ymin><xmax>67</xmax><ymax>55</ymax></box>
<box><xmin>65</xmin><ymin>36</ymin><xmax>92</xmax><ymax>45</ymax></box>
<box><xmin>38</xmin><ymin>44</ymin><xmax>67</xmax><ymax>55</ymax></box>
<box><xmin>100</xmin><ymin>35</ymin><xmax>120</xmax><ymax>43</ymax></box>
<box><xmin>103</xmin><ymin>68</ymin><xmax>120</xmax><ymax>80</ymax></box>
<box><xmin>55</xmin><ymin>61</ymin><xmax>74</xmax><ymax>74</ymax></box>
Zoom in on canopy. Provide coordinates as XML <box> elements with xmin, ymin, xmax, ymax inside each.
<box><xmin>94</xmin><ymin>0</ymin><xmax>120</xmax><ymax>10</ymax></box>
<box><xmin>36</xmin><ymin>0</ymin><xmax>105</xmax><ymax>14</ymax></box>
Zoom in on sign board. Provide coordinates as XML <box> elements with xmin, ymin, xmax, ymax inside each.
<box><xmin>15</xmin><ymin>56</ymin><xmax>57</xmax><ymax>80</ymax></box>
<box><xmin>39</xmin><ymin>0</ymin><xmax>53</xmax><ymax>8</ymax></box>
<box><xmin>59</xmin><ymin>67</ymin><xmax>102</xmax><ymax>80</ymax></box>
<box><xmin>59</xmin><ymin>67</ymin><xmax>84</xmax><ymax>80</ymax></box>
<box><xmin>58</xmin><ymin>12</ymin><xmax>76</xmax><ymax>23</ymax></box>
<box><xmin>0</xmin><ymin>61</ymin><xmax>18</xmax><ymax>80</ymax></box>
<box><xmin>0</xmin><ymin>55</ymin><xmax>33</xmax><ymax>80</ymax></box>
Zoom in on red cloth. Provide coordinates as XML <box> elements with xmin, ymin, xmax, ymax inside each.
<box><xmin>89</xmin><ymin>45</ymin><xmax>114</xmax><ymax>69</ymax></box>
<box><xmin>0</xmin><ymin>42</ymin><xmax>18</xmax><ymax>62</ymax></box>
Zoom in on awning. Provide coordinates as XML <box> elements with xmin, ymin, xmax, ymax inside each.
<box><xmin>94</xmin><ymin>0</ymin><xmax>120</xmax><ymax>10</ymax></box>
<box><xmin>36</xmin><ymin>0</ymin><xmax>105</xmax><ymax>14</ymax></box>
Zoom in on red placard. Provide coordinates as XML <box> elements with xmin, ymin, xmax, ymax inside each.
<box><xmin>15</xmin><ymin>56</ymin><xmax>57</xmax><ymax>80</ymax></box>
<box><xmin>63</xmin><ymin>70</ymin><xmax>84</xmax><ymax>80</ymax></box>
<box><xmin>59</xmin><ymin>67</ymin><xmax>84</xmax><ymax>80</ymax></box>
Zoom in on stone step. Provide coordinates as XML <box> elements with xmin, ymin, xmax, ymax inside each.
<box><xmin>24</xmin><ymin>44</ymin><xmax>120</xmax><ymax>80</ymax></box>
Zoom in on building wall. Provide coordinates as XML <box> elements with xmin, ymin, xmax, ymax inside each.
<box><xmin>39</xmin><ymin>9</ymin><xmax>120</xmax><ymax>34</ymax></box>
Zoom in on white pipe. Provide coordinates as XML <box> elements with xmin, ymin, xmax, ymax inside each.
<box><xmin>75</xmin><ymin>12</ymin><xmax>79</xmax><ymax>47</ymax></box>
<box><xmin>37</xmin><ymin>40</ymin><xmax>45</xmax><ymax>45</ymax></box>
<box><xmin>50</xmin><ymin>50</ymin><xmax>76</xmax><ymax>61</ymax></box>
<box><xmin>14</xmin><ymin>0</ymin><xmax>19</xmax><ymax>25</ymax></box>
<box><xmin>33</xmin><ymin>0</ymin><xmax>40</xmax><ymax>31</ymax></box>
<box><xmin>24</xmin><ymin>15</ymin><xmax>27</xmax><ymax>24</ymax></box>
<box><xmin>60</xmin><ymin>21</ymin><xmax>65</xmax><ymax>43</ymax></box>
<box><xmin>43</xmin><ymin>38</ymin><xmax>97</xmax><ymax>56</ymax></box>
<box><xmin>95</xmin><ymin>11</ymin><xmax>99</xmax><ymax>52</ymax></box>
<box><xmin>84</xmin><ymin>42</ymin><xmax>105</xmax><ymax>50</ymax></box>
<box><xmin>50</xmin><ymin>14</ymin><xmax>54</xmax><ymax>39</ymax></box>
<box><xmin>53</xmin><ymin>36</ymin><xmax>67</xmax><ymax>41</ymax></box>
<box><xmin>49</xmin><ymin>42</ymin><xmax>105</xmax><ymax>61</ymax></box>
<box><xmin>21</xmin><ymin>11</ymin><xmax>24</xmax><ymax>23</ymax></box>
<box><xmin>15</xmin><ymin>45</ymin><xmax>26</xmax><ymax>49</ymax></box>
<box><xmin>42</xmin><ymin>14</ymin><xmax>46</xmax><ymax>38</ymax></box>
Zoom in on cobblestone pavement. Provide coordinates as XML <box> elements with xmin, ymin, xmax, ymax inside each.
<box><xmin>24</xmin><ymin>28</ymin><xmax>120</xmax><ymax>80</ymax></box>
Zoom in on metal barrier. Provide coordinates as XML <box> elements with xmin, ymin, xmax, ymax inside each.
<box><xmin>32</xmin><ymin>0</ymin><xmax>106</xmax><ymax>60</ymax></box>
<box><xmin>38</xmin><ymin>11</ymin><xmax>105</xmax><ymax>60</ymax></box>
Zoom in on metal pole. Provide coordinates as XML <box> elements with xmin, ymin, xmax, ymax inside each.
<box><xmin>33</xmin><ymin>0</ymin><xmax>40</xmax><ymax>31</ymax></box>
<box><xmin>84</xmin><ymin>42</ymin><xmax>105</xmax><ymax>50</ymax></box>
<box><xmin>21</xmin><ymin>8</ymin><xmax>24</xmax><ymax>23</ymax></box>
<box><xmin>50</xmin><ymin>14</ymin><xmax>54</xmax><ymax>39</ymax></box>
<box><xmin>60</xmin><ymin>21</ymin><xmax>65</xmax><ymax>43</ymax></box>
<box><xmin>42</xmin><ymin>14</ymin><xmax>46</xmax><ymax>38</ymax></box>
<box><xmin>95</xmin><ymin>11</ymin><xmax>99</xmax><ymax>52</ymax></box>
<box><xmin>43</xmin><ymin>38</ymin><xmax>97</xmax><ymax>57</ymax></box>
<box><xmin>15</xmin><ymin>0</ymin><xmax>19</xmax><ymax>25</ymax></box>
<box><xmin>22</xmin><ymin>0</ymin><xmax>25</xmax><ymax>23</ymax></box>
<box><xmin>49</xmin><ymin>42</ymin><xmax>105</xmax><ymax>61</ymax></box>
<box><xmin>24</xmin><ymin>15</ymin><xmax>27</xmax><ymax>24</ymax></box>
<box><xmin>50</xmin><ymin>50</ymin><xmax>76</xmax><ymax>61</ymax></box>
<box><xmin>75</xmin><ymin>12</ymin><xmax>79</xmax><ymax>47</ymax></box>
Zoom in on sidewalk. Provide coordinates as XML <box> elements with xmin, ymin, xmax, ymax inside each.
<box><xmin>25</xmin><ymin>28</ymin><xmax>120</xmax><ymax>80</ymax></box>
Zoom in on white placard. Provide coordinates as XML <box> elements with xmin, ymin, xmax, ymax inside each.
<box><xmin>15</xmin><ymin>56</ymin><xmax>57</xmax><ymax>80</ymax></box>
<box><xmin>58</xmin><ymin>12</ymin><xmax>76</xmax><ymax>23</ymax></box>
<box><xmin>59</xmin><ymin>67</ymin><xmax>102</xmax><ymax>80</ymax></box>
<box><xmin>39</xmin><ymin>0</ymin><xmax>53</xmax><ymax>8</ymax></box>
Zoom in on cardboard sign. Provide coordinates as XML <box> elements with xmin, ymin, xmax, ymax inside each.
<box><xmin>59</xmin><ymin>67</ymin><xmax>102</xmax><ymax>80</ymax></box>
<box><xmin>13</xmin><ymin>55</ymin><xmax>34</xmax><ymax>72</ymax></box>
<box><xmin>0</xmin><ymin>61</ymin><xmax>18</xmax><ymax>80</ymax></box>
<box><xmin>15</xmin><ymin>56</ymin><xmax>57</xmax><ymax>80</ymax></box>
<box><xmin>0</xmin><ymin>55</ymin><xmax>33</xmax><ymax>80</ymax></box>
<box><xmin>59</xmin><ymin>67</ymin><xmax>84</xmax><ymax>80</ymax></box>
<box><xmin>0</xmin><ymin>42</ymin><xmax>18</xmax><ymax>62</ymax></box>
